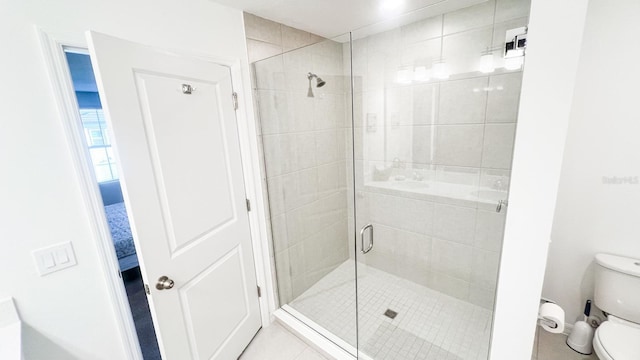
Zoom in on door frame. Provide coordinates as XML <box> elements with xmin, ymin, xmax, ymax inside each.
<box><xmin>37</xmin><ymin>28</ymin><xmax>277</xmax><ymax>359</ymax></box>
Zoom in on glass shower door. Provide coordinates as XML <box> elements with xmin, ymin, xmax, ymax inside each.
<box><xmin>252</xmin><ymin>35</ymin><xmax>359</xmax><ymax>352</ymax></box>
<box><xmin>350</xmin><ymin>0</ymin><xmax>530</xmax><ymax>358</ymax></box>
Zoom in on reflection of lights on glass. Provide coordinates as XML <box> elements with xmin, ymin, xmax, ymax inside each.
<box><xmin>380</xmin><ymin>0</ymin><xmax>403</xmax><ymax>11</ymax></box>
<box><xmin>432</xmin><ymin>62</ymin><xmax>450</xmax><ymax>79</ymax></box>
<box><xmin>473</xmin><ymin>88</ymin><xmax>480</xmax><ymax>92</ymax></box>
<box><xmin>414</xmin><ymin>66</ymin><xmax>429</xmax><ymax>82</ymax></box>
<box><xmin>479</xmin><ymin>54</ymin><xmax>495</xmax><ymax>73</ymax></box>
<box><xmin>496</xmin><ymin>85</ymin><xmax>504</xmax><ymax>91</ymax></box>
<box><xmin>504</xmin><ymin>47</ymin><xmax>524</xmax><ymax>70</ymax></box>
<box><xmin>483</xmin><ymin>87</ymin><xmax>493</xmax><ymax>92</ymax></box>
<box><xmin>504</xmin><ymin>54</ymin><xmax>524</xmax><ymax>70</ymax></box>
<box><xmin>396</xmin><ymin>68</ymin><xmax>412</xmax><ymax>84</ymax></box>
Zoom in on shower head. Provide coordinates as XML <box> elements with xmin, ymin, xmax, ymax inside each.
<box><xmin>307</xmin><ymin>72</ymin><xmax>326</xmax><ymax>97</ymax></box>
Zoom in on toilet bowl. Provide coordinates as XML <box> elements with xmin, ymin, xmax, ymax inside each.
<box><xmin>592</xmin><ymin>254</ymin><xmax>640</xmax><ymax>360</ymax></box>
<box><xmin>592</xmin><ymin>316</ymin><xmax>640</xmax><ymax>360</ymax></box>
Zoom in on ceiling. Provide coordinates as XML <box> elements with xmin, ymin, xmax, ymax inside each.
<box><xmin>212</xmin><ymin>0</ymin><xmax>486</xmax><ymax>39</ymax></box>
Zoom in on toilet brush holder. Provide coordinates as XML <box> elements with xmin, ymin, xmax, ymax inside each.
<box><xmin>567</xmin><ymin>321</ymin><xmax>594</xmax><ymax>354</ymax></box>
<box><xmin>567</xmin><ymin>300</ymin><xmax>594</xmax><ymax>355</ymax></box>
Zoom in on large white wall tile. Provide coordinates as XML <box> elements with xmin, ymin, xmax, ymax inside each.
<box><xmin>400</xmin><ymin>38</ymin><xmax>442</xmax><ymax>69</ymax></box>
<box><xmin>431</xmin><ymin>238</ymin><xmax>473</xmax><ymax>281</ymax></box>
<box><xmin>263</xmin><ymin>134</ymin><xmax>291</xmax><ymax>177</ymax></box>
<box><xmin>412</xmin><ymin>84</ymin><xmax>439</xmax><ymax>125</ymax></box>
<box><xmin>442</xmin><ymin>27</ymin><xmax>493</xmax><ymax>75</ymax></box>
<box><xmin>472</xmin><ymin>248</ymin><xmax>501</xmax><ymax>288</ymax></box>
<box><xmin>283</xmin><ymin>168</ymin><xmax>319</xmax><ymax>211</ymax></box>
<box><xmin>386</xmin><ymin>126</ymin><xmax>415</xmax><ymax>164</ymax></box>
<box><xmin>395</xmin><ymin>231</ymin><xmax>431</xmax><ymax>286</ymax></box>
<box><xmin>315</xmin><ymin>130</ymin><xmax>340</xmax><ymax>165</ymax></box>
<box><xmin>317</xmin><ymin>162</ymin><xmax>345</xmax><ymax>197</ymax></box>
<box><xmin>254</xmin><ymin>55</ymin><xmax>286</xmax><ymax>90</ymax></box>
<box><xmin>315</xmin><ymin>94</ymin><xmax>344</xmax><ymax>130</ymax></box>
<box><xmin>434</xmin><ymin>124</ymin><xmax>484</xmax><ymax>167</ymax></box>
<box><xmin>433</xmin><ymin>204</ymin><xmax>477</xmax><ymax>244</ymax></box>
<box><xmin>486</xmin><ymin>72</ymin><xmax>523</xmax><ymax>123</ymax></box>
<box><xmin>495</xmin><ymin>0</ymin><xmax>532</xmax><ymax>23</ymax></box>
<box><xmin>266</xmin><ymin>175</ymin><xmax>286</xmax><ymax>216</ymax></box>
<box><xmin>291</xmin><ymin>133</ymin><xmax>318</xmax><ymax>171</ymax></box>
<box><xmin>282</xmin><ymin>25</ymin><xmax>313</xmax><ymax>52</ymax></box>
<box><xmin>244</xmin><ymin>13</ymin><xmax>283</xmax><ymax>45</ymax></box>
<box><xmin>247</xmin><ymin>39</ymin><xmax>284</xmax><ymax>63</ymax></box>
<box><xmin>443</xmin><ymin>1</ymin><xmax>496</xmax><ymax>35</ymax></box>
<box><xmin>290</xmin><ymin>92</ymin><xmax>316</xmax><ymax>132</ymax></box>
<box><xmin>438</xmin><ymin>77</ymin><xmax>489</xmax><ymax>124</ymax></box>
<box><xmin>258</xmin><ymin>90</ymin><xmax>292</xmax><ymax>135</ymax></box>
<box><xmin>428</xmin><ymin>271</ymin><xmax>471</xmax><ymax>301</ymax></box>
<box><xmin>401</xmin><ymin>15</ymin><xmax>443</xmax><ymax>44</ymax></box>
<box><xmin>411</xmin><ymin>126</ymin><xmax>433</xmax><ymax>165</ymax></box>
<box><xmin>369</xmin><ymin>193</ymin><xmax>434</xmax><ymax>235</ymax></box>
<box><xmin>481</xmin><ymin>123</ymin><xmax>516</xmax><ymax>169</ymax></box>
<box><xmin>271</xmin><ymin>214</ymin><xmax>290</xmax><ymax>253</ymax></box>
<box><xmin>469</xmin><ymin>284</ymin><xmax>496</xmax><ymax>310</ymax></box>
<box><xmin>474</xmin><ymin>210</ymin><xmax>507</xmax><ymax>252</ymax></box>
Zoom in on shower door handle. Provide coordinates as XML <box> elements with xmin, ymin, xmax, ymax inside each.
<box><xmin>360</xmin><ymin>224</ymin><xmax>374</xmax><ymax>254</ymax></box>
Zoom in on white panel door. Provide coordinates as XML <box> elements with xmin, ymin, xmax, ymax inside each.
<box><xmin>86</xmin><ymin>32</ymin><xmax>261</xmax><ymax>360</ymax></box>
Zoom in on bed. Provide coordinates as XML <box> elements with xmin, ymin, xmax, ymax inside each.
<box><xmin>104</xmin><ymin>201</ymin><xmax>139</xmax><ymax>272</ymax></box>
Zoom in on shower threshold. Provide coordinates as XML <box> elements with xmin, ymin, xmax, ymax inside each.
<box><xmin>278</xmin><ymin>260</ymin><xmax>493</xmax><ymax>360</ymax></box>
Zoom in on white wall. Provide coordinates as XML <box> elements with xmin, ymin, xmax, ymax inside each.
<box><xmin>0</xmin><ymin>0</ymin><xmax>251</xmax><ymax>358</ymax></box>
<box><xmin>543</xmin><ymin>0</ymin><xmax>640</xmax><ymax>325</ymax></box>
<box><xmin>489</xmin><ymin>0</ymin><xmax>589</xmax><ymax>358</ymax></box>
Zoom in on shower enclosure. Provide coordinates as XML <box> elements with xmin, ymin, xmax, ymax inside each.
<box><xmin>252</xmin><ymin>0</ymin><xmax>530</xmax><ymax>358</ymax></box>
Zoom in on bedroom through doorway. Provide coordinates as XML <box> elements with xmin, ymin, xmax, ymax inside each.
<box><xmin>65</xmin><ymin>49</ymin><xmax>161</xmax><ymax>360</ymax></box>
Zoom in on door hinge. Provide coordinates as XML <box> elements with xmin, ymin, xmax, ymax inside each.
<box><xmin>257</xmin><ymin>285</ymin><xmax>262</xmax><ymax>298</ymax></box>
<box><xmin>232</xmin><ymin>92</ymin><xmax>238</xmax><ymax>110</ymax></box>
<box><xmin>246</xmin><ymin>198</ymin><xmax>251</xmax><ymax>212</ymax></box>
<box><xmin>144</xmin><ymin>284</ymin><xmax>151</xmax><ymax>295</ymax></box>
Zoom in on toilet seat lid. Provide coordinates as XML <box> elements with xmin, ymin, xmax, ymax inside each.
<box><xmin>596</xmin><ymin>321</ymin><xmax>640</xmax><ymax>359</ymax></box>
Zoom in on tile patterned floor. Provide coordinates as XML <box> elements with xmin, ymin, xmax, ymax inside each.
<box><xmin>531</xmin><ymin>327</ymin><xmax>598</xmax><ymax>360</ymax></box>
<box><xmin>240</xmin><ymin>321</ymin><xmax>600</xmax><ymax>360</ymax></box>
<box><xmin>239</xmin><ymin>322</ymin><xmax>328</xmax><ymax>360</ymax></box>
<box><xmin>289</xmin><ymin>260</ymin><xmax>493</xmax><ymax>360</ymax></box>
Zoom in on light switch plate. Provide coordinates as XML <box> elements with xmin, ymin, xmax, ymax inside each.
<box><xmin>32</xmin><ymin>242</ymin><xmax>77</xmax><ymax>276</ymax></box>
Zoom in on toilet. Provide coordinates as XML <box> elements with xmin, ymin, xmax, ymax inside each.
<box><xmin>592</xmin><ymin>253</ymin><xmax>640</xmax><ymax>360</ymax></box>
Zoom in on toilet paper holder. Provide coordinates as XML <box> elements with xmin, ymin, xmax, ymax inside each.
<box><xmin>538</xmin><ymin>298</ymin><xmax>565</xmax><ymax>333</ymax></box>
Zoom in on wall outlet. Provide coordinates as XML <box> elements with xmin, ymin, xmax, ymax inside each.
<box><xmin>32</xmin><ymin>242</ymin><xmax>77</xmax><ymax>276</ymax></box>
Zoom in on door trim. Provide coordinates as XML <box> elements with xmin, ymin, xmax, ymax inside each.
<box><xmin>37</xmin><ymin>28</ymin><xmax>276</xmax><ymax>359</ymax></box>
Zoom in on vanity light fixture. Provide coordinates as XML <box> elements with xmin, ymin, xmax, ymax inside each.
<box><xmin>479</xmin><ymin>54</ymin><xmax>495</xmax><ymax>73</ymax></box>
<box><xmin>396</xmin><ymin>68</ymin><xmax>412</xmax><ymax>84</ymax></box>
<box><xmin>432</xmin><ymin>62</ymin><xmax>450</xmax><ymax>80</ymax></box>
<box><xmin>413</xmin><ymin>66</ymin><xmax>430</xmax><ymax>82</ymax></box>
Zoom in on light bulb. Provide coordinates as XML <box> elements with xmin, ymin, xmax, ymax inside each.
<box><xmin>396</xmin><ymin>68</ymin><xmax>412</xmax><ymax>84</ymax></box>
<box><xmin>414</xmin><ymin>66</ymin><xmax>429</xmax><ymax>82</ymax></box>
<box><xmin>432</xmin><ymin>62</ymin><xmax>450</xmax><ymax>80</ymax></box>
<box><xmin>505</xmin><ymin>56</ymin><xmax>524</xmax><ymax>70</ymax></box>
<box><xmin>479</xmin><ymin>54</ymin><xmax>495</xmax><ymax>73</ymax></box>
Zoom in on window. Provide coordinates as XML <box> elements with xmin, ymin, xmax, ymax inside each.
<box><xmin>80</xmin><ymin>108</ymin><xmax>119</xmax><ymax>182</ymax></box>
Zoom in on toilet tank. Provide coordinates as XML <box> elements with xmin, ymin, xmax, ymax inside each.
<box><xmin>594</xmin><ymin>253</ymin><xmax>640</xmax><ymax>324</ymax></box>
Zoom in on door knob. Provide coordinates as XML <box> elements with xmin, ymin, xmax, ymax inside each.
<box><xmin>156</xmin><ymin>276</ymin><xmax>175</xmax><ymax>290</ymax></box>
